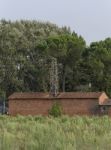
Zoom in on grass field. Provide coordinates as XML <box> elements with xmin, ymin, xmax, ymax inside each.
<box><xmin>0</xmin><ymin>115</ymin><xmax>111</xmax><ymax>150</ymax></box>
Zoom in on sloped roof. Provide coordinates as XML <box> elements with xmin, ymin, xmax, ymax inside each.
<box><xmin>8</xmin><ymin>92</ymin><xmax>104</xmax><ymax>100</ymax></box>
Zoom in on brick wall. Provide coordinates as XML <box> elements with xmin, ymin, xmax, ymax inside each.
<box><xmin>9</xmin><ymin>99</ymin><xmax>54</xmax><ymax>115</ymax></box>
<box><xmin>9</xmin><ymin>98</ymin><xmax>99</xmax><ymax>116</ymax></box>
<box><xmin>61</xmin><ymin>99</ymin><xmax>99</xmax><ymax>115</ymax></box>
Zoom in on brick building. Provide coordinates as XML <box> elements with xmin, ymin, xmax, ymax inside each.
<box><xmin>8</xmin><ymin>91</ymin><xmax>111</xmax><ymax>116</ymax></box>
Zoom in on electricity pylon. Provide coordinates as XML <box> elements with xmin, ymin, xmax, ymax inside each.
<box><xmin>50</xmin><ymin>57</ymin><xmax>59</xmax><ymax>97</ymax></box>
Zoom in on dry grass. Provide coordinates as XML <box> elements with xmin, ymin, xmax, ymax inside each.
<box><xmin>0</xmin><ymin>115</ymin><xmax>111</xmax><ymax>150</ymax></box>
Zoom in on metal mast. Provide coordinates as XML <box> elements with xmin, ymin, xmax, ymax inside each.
<box><xmin>50</xmin><ymin>57</ymin><xmax>59</xmax><ymax>97</ymax></box>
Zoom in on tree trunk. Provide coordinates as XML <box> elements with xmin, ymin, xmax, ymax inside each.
<box><xmin>62</xmin><ymin>65</ymin><xmax>66</xmax><ymax>92</ymax></box>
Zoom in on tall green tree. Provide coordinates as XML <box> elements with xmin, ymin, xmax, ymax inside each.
<box><xmin>47</xmin><ymin>34</ymin><xmax>86</xmax><ymax>91</ymax></box>
<box><xmin>77</xmin><ymin>38</ymin><xmax>111</xmax><ymax>95</ymax></box>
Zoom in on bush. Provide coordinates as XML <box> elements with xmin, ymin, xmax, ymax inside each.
<box><xmin>49</xmin><ymin>102</ymin><xmax>62</xmax><ymax>117</ymax></box>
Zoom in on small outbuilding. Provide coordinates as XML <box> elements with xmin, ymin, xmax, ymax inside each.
<box><xmin>8</xmin><ymin>91</ymin><xmax>111</xmax><ymax>116</ymax></box>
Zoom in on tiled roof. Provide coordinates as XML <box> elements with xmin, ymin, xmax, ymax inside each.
<box><xmin>8</xmin><ymin>92</ymin><xmax>104</xmax><ymax>100</ymax></box>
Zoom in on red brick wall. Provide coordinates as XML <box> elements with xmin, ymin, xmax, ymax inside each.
<box><xmin>60</xmin><ymin>99</ymin><xmax>99</xmax><ymax>115</ymax></box>
<box><xmin>9</xmin><ymin>98</ymin><xmax>99</xmax><ymax>116</ymax></box>
<box><xmin>9</xmin><ymin>99</ymin><xmax>54</xmax><ymax>115</ymax></box>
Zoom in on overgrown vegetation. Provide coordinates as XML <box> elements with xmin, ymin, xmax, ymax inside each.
<box><xmin>0</xmin><ymin>115</ymin><xmax>111</xmax><ymax>150</ymax></box>
<box><xmin>48</xmin><ymin>102</ymin><xmax>62</xmax><ymax>117</ymax></box>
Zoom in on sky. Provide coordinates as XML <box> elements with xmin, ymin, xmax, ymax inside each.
<box><xmin>0</xmin><ymin>0</ymin><xmax>111</xmax><ymax>45</ymax></box>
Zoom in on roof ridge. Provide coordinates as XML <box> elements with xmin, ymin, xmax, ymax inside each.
<box><xmin>8</xmin><ymin>91</ymin><xmax>106</xmax><ymax>100</ymax></box>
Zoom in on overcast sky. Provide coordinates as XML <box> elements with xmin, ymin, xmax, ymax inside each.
<box><xmin>0</xmin><ymin>0</ymin><xmax>111</xmax><ymax>45</ymax></box>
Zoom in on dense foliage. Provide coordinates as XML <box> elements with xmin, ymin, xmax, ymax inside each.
<box><xmin>0</xmin><ymin>115</ymin><xmax>111</xmax><ymax>150</ymax></box>
<box><xmin>81</xmin><ymin>39</ymin><xmax>111</xmax><ymax>95</ymax></box>
<box><xmin>0</xmin><ymin>20</ymin><xmax>86</xmax><ymax>98</ymax></box>
<box><xmin>0</xmin><ymin>20</ymin><xmax>111</xmax><ymax>98</ymax></box>
<box><xmin>48</xmin><ymin>102</ymin><xmax>62</xmax><ymax>117</ymax></box>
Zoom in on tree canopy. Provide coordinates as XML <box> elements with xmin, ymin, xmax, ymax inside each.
<box><xmin>0</xmin><ymin>20</ymin><xmax>111</xmax><ymax>98</ymax></box>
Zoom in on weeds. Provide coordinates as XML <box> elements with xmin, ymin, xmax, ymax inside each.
<box><xmin>0</xmin><ymin>115</ymin><xmax>111</xmax><ymax>150</ymax></box>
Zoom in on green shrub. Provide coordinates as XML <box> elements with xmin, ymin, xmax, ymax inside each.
<box><xmin>49</xmin><ymin>102</ymin><xmax>62</xmax><ymax>117</ymax></box>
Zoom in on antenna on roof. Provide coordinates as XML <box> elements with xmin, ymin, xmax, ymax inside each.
<box><xmin>50</xmin><ymin>57</ymin><xmax>59</xmax><ymax>97</ymax></box>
